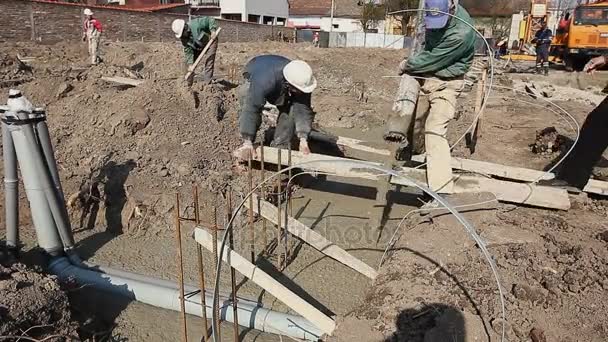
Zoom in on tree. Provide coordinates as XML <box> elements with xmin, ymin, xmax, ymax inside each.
<box><xmin>359</xmin><ymin>1</ymin><xmax>386</xmax><ymax>32</ymax></box>
<box><xmin>385</xmin><ymin>0</ymin><xmax>419</xmax><ymax>35</ymax></box>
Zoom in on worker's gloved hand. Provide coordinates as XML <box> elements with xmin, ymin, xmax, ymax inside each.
<box><xmin>232</xmin><ymin>140</ymin><xmax>256</xmax><ymax>161</ymax></box>
<box><xmin>82</xmin><ymin>35</ymin><xmax>87</xmax><ymax>42</ymax></box>
<box><xmin>299</xmin><ymin>138</ymin><xmax>311</xmax><ymax>155</ymax></box>
<box><xmin>584</xmin><ymin>55</ymin><xmax>607</xmax><ymax>74</ymax></box>
<box><xmin>398</xmin><ymin>59</ymin><xmax>408</xmax><ymax>76</ymax></box>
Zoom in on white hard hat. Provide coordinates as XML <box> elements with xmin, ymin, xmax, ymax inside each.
<box><xmin>172</xmin><ymin>19</ymin><xmax>186</xmax><ymax>39</ymax></box>
<box><xmin>84</xmin><ymin>8</ymin><xmax>93</xmax><ymax>16</ymax></box>
<box><xmin>283</xmin><ymin>60</ymin><xmax>317</xmax><ymax>94</ymax></box>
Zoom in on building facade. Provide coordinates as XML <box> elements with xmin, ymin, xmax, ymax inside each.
<box><xmin>288</xmin><ymin>0</ymin><xmax>385</xmax><ymax>33</ymax></box>
<box><xmin>217</xmin><ymin>0</ymin><xmax>289</xmax><ymax>25</ymax></box>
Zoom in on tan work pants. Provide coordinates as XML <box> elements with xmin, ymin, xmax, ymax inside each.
<box><xmin>413</xmin><ymin>77</ymin><xmax>464</xmax><ymax>194</ymax></box>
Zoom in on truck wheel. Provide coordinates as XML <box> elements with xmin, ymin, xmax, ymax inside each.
<box><xmin>564</xmin><ymin>56</ymin><xmax>574</xmax><ymax>72</ymax></box>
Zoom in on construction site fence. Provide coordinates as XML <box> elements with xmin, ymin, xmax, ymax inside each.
<box><xmin>1</xmin><ymin>0</ymin><xmax>293</xmax><ymax>44</ymax></box>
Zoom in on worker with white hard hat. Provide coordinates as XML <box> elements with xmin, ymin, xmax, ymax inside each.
<box><xmin>233</xmin><ymin>55</ymin><xmax>317</xmax><ymax>160</ymax></box>
<box><xmin>82</xmin><ymin>8</ymin><xmax>103</xmax><ymax>65</ymax></box>
<box><xmin>171</xmin><ymin>17</ymin><xmax>218</xmax><ymax>84</ymax></box>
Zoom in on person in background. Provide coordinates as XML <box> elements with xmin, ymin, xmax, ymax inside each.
<box><xmin>532</xmin><ymin>18</ymin><xmax>553</xmax><ymax>75</ymax></box>
<box><xmin>396</xmin><ymin>0</ymin><xmax>475</xmax><ymax>201</ymax></box>
<box><xmin>495</xmin><ymin>37</ymin><xmax>508</xmax><ymax>59</ymax></box>
<box><xmin>82</xmin><ymin>8</ymin><xmax>103</xmax><ymax>65</ymax></box>
<box><xmin>233</xmin><ymin>55</ymin><xmax>317</xmax><ymax>160</ymax></box>
<box><xmin>313</xmin><ymin>31</ymin><xmax>320</xmax><ymax>47</ymax></box>
<box><xmin>539</xmin><ymin>55</ymin><xmax>608</xmax><ymax>193</ymax></box>
<box><xmin>172</xmin><ymin>17</ymin><xmax>218</xmax><ymax>84</ymax></box>
<box><xmin>558</xmin><ymin>12</ymin><xmax>571</xmax><ymax>34</ymax></box>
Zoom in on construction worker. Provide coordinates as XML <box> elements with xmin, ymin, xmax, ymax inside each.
<box><xmin>233</xmin><ymin>55</ymin><xmax>317</xmax><ymax>160</ymax></box>
<box><xmin>82</xmin><ymin>9</ymin><xmax>103</xmax><ymax>65</ymax></box>
<box><xmin>532</xmin><ymin>18</ymin><xmax>553</xmax><ymax>75</ymax></box>
<box><xmin>539</xmin><ymin>55</ymin><xmax>608</xmax><ymax>193</ymax></box>
<box><xmin>172</xmin><ymin>17</ymin><xmax>218</xmax><ymax>83</ymax></box>
<box><xmin>395</xmin><ymin>0</ymin><xmax>475</xmax><ymax>198</ymax></box>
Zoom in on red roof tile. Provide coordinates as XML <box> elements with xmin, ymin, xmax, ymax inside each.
<box><xmin>31</xmin><ymin>0</ymin><xmax>189</xmax><ymax>13</ymax></box>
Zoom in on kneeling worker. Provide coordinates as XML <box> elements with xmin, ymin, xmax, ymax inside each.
<box><xmin>233</xmin><ymin>55</ymin><xmax>317</xmax><ymax>160</ymax></box>
<box><xmin>172</xmin><ymin>17</ymin><xmax>218</xmax><ymax>83</ymax></box>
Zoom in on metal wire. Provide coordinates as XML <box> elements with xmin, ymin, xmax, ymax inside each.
<box><xmin>379</xmin><ymin>195</ymin><xmax>499</xmax><ymax>268</ymax></box>
<box><xmin>209</xmin><ymin>159</ymin><xmax>507</xmax><ymax>342</ymax></box>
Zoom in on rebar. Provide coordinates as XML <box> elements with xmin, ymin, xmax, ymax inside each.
<box><xmin>248</xmin><ymin>154</ymin><xmax>255</xmax><ymax>263</ymax></box>
<box><xmin>228</xmin><ymin>189</ymin><xmax>240</xmax><ymax>342</ymax></box>
<box><xmin>174</xmin><ymin>193</ymin><xmax>188</xmax><ymax>342</ymax></box>
<box><xmin>209</xmin><ymin>159</ymin><xmax>507</xmax><ymax>342</ymax></box>
<box><xmin>260</xmin><ymin>145</ymin><xmax>267</xmax><ymax>251</ymax></box>
<box><xmin>212</xmin><ymin>201</ymin><xmax>221</xmax><ymax>341</ymax></box>
<box><xmin>276</xmin><ymin>148</ymin><xmax>283</xmax><ymax>270</ymax></box>
<box><xmin>194</xmin><ymin>186</ymin><xmax>209</xmax><ymax>341</ymax></box>
<box><xmin>285</xmin><ymin>145</ymin><xmax>292</xmax><ymax>263</ymax></box>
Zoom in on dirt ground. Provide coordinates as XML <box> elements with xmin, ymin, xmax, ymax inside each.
<box><xmin>1</xmin><ymin>40</ymin><xmax>608</xmax><ymax>342</ymax></box>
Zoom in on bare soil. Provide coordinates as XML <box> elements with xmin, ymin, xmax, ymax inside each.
<box><xmin>1</xmin><ymin>40</ymin><xmax>608</xmax><ymax>342</ymax></box>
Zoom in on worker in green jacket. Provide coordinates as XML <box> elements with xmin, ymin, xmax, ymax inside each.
<box><xmin>172</xmin><ymin>17</ymin><xmax>219</xmax><ymax>84</ymax></box>
<box><xmin>397</xmin><ymin>0</ymin><xmax>475</xmax><ymax>198</ymax></box>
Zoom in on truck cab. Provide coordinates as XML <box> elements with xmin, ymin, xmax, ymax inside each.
<box><xmin>557</xmin><ymin>2</ymin><xmax>608</xmax><ymax>69</ymax></box>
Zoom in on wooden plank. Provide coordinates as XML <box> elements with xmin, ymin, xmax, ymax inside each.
<box><xmin>411</xmin><ymin>155</ymin><xmax>551</xmax><ymax>182</ymax></box>
<box><xmin>390</xmin><ymin>172</ymin><xmax>570</xmax><ymax>210</ymax></box>
<box><xmin>306</xmin><ymin>132</ymin><xmax>556</xmax><ymax>184</ymax></box>
<box><xmin>466</xmin><ymin>67</ymin><xmax>486</xmax><ymax>153</ymax></box>
<box><xmin>185</xmin><ymin>27</ymin><xmax>222</xmax><ymax>83</ymax></box>
<box><xmin>254</xmin><ymin>147</ymin><xmax>571</xmax><ymax>210</ymax></box>
<box><xmin>194</xmin><ymin>228</ymin><xmax>336</xmax><ymax>335</ymax></box>
<box><xmin>101</xmin><ymin>76</ymin><xmax>144</xmax><ymax>87</ymax></box>
<box><xmin>245</xmin><ymin>193</ymin><xmax>378</xmax><ymax>279</ymax></box>
<box><xmin>585</xmin><ymin>180</ymin><xmax>608</xmax><ymax>196</ymax></box>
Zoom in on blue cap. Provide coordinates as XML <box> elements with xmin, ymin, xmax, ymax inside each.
<box><xmin>425</xmin><ymin>0</ymin><xmax>450</xmax><ymax>29</ymax></box>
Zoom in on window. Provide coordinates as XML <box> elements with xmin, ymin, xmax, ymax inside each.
<box><xmin>333</xmin><ymin>24</ymin><xmax>339</xmax><ymax>29</ymax></box>
<box><xmin>574</xmin><ymin>7</ymin><xmax>608</xmax><ymax>25</ymax></box>
<box><xmin>248</xmin><ymin>14</ymin><xmax>261</xmax><ymax>23</ymax></box>
<box><xmin>222</xmin><ymin>14</ymin><xmax>242</xmax><ymax>21</ymax></box>
<box><xmin>263</xmin><ymin>16</ymin><xmax>274</xmax><ymax>25</ymax></box>
<box><xmin>276</xmin><ymin>17</ymin><xmax>286</xmax><ymax>26</ymax></box>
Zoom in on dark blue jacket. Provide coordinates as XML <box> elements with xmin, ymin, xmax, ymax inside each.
<box><xmin>240</xmin><ymin>55</ymin><xmax>314</xmax><ymax>140</ymax></box>
<box><xmin>534</xmin><ymin>28</ymin><xmax>553</xmax><ymax>47</ymax></box>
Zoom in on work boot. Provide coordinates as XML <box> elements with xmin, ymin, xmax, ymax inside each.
<box><xmin>544</xmin><ymin>66</ymin><xmax>549</xmax><ymax>76</ymax></box>
<box><xmin>537</xmin><ymin>179</ymin><xmax>581</xmax><ymax>194</ymax></box>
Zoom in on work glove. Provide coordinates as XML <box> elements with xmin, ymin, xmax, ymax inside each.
<box><xmin>584</xmin><ymin>55</ymin><xmax>607</xmax><ymax>74</ymax></box>
<box><xmin>299</xmin><ymin>138</ymin><xmax>311</xmax><ymax>155</ymax></box>
<box><xmin>398</xmin><ymin>59</ymin><xmax>408</xmax><ymax>76</ymax></box>
<box><xmin>82</xmin><ymin>35</ymin><xmax>87</xmax><ymax>42</ymax></box>
<box><xmin>232</xmin><ymin>140</ymin><xmax>257</xmax><ymax>161</ymax></box>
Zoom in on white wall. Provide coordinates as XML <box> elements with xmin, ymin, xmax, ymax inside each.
<box><xmin>288</xmin><ymin>17</ymin><xmax>323</xmax><ymax>29</ymax></box>
<box><xmin>219</xmin><ymin>0</ymin><xmax>245</xmax><ymax>15</ymax></box>
<box><xmin>289</xmin><ymin>16</ymin><xmax>387</xmax><ymax>33</ymax></box>
<box><xmin>219</xmin><ymin>0</ymin><xmax>288</xmax><ymax>24</ymax></box>
<box><xmin>247</xmin><ymin>0</ymin><xmax>289</xmax><ymax>23</ymax></box>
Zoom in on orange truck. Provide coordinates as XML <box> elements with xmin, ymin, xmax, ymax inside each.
<box><xmin>553</xmin><ymin>0</ymin><xmax>608</xmax><ymax>70</ymax></box>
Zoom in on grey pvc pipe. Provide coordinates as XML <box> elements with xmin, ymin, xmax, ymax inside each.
<box><xmin>49</xmin><ymin>257</ymin><xmax>323</xmax><ymax>341</ymax></box>
<box><xmin>32</xmin><ymin>109</ymin><xmax>67</xmax><ymax>206</ymax></box>
<box><xmin>2</xmin><ymin>110</ymin><xmax>63</xmax><ymax>255</ymax></box>
<box><xmin>2</xmin><ymin>121</ymin><xmax>19</xmax><ymax>250</ymax></box>
<box><xmin>7</xmin><ymin>92</ymin><xmax>76</xmax><ymax>251</ymax></box>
